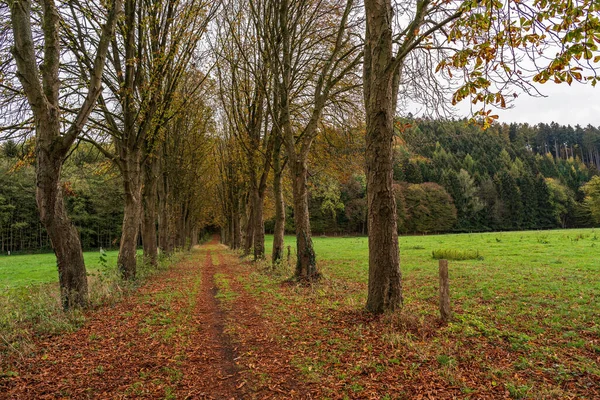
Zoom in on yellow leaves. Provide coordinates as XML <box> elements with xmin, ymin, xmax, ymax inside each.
<box><xmin>435</xmin><ymin>60</ymin><xmax>446</xmax><ymax>74</ymax></box>
<box><xmin>496</xmin><ymin>93</ymin><xmax>506</xmax><ymax>108</ymax></box>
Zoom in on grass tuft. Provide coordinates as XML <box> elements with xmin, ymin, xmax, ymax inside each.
<box><xmin>431</xmin><ymin>248</ymin><xmax>481</xmax><ymax>261</ymax></box>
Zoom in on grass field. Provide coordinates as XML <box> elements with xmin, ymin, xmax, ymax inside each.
<box><xmin>253</xmin><ymin>228</ymin><xmax>599</xmax><ymax>397</ymax></box>
<box><xmin>1</xmin><ymin>229</ymin><xmax>598</xmax><ymax>397</ymax></box>
<box><xmin>0</xmin><ymin>250</ymin><xmax>120</xmax><ymax>289</ymax></box>
<box><xmin>266</xmin><ymin>229</ymin><xmax>599</xmax><ymax>333</ymax></box>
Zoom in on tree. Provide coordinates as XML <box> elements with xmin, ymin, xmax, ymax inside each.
<box><xmin>402</xmin><ymin>182</ymin><xmax>457</xmax><ymax>233</ymax></box>
<box><xmin>8</xmin><ymin>0</ymin><xmax>121</xmax><ymax>308</ymax></box>
<box><xmin>70</xmin><ymin>0</ymin><xmax>216</xmax><ymax>276</ymax></box>
<box><xmin>160</xmin><ymin>74</ymin><xmax>217</xmax><ymax>251</ymax></box>
<box><xmin>213</xmin><ymin>0</ymin><xmax>273</xmax><ymax>260</ymax></box>
<box><xmin>545</xmin><ymin>178</ymin><xmax>574</xmax><ymax>228</ymax></box>
<box><xmin>495</xmin><ymin>170</ymin><xmax>523</xmax><ymax>229</ymax></box>
<box><xmin>267</xmin><ymin>0</ymin><xmax>362</xmax><ymax>281</ymax></box>
<box><xmin>443</xmin><ymin>168</ymin><xmax>483</xmax><ymax>229</ymax></box>
<box><xmin>363</xmin><ymin>0</ymin><xmax>600</xmax><ymax>312</ymax></box>
<box><xmin>582</xmin><ymin>176</ymin><xmax>600</xmax><ymax>223</ymax></box>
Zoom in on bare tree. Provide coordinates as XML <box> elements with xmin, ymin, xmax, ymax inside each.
<box><xmin>8</xmin><ymin>0</ymin><xmax>121</xmax><ymax>308</ymax></box>
<box><xmin>267</xmin><ymin>0</ymin><xmax>362</xmax><ymax>281</ymax></box>
<box><xmin>363</xmin><ymin>0</ymin><xmax>600</xmax><ymax>313</ymax></box>
<box><xmin>212</xmin><ymin>0</ymin><xmax>276</xmax><ymax>260</ymax></box>
<box><xmin>67</xmin><ymin>0</ymin><xmax>216</xmax><ymax>277</ymax></box>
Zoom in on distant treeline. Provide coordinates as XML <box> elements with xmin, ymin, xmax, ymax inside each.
<box><xmin>0</xmin><ymin>141</ymin><xmax>123</xmax><ymax>253</ymax></box>
<box><xmin>271</xmin><ymin>119</ymin><xmax>600</xmax><ymax>235</ymax></box>
<box><xmin>3</xmin><ymin>119</ymin><xmax>600</xmax><ymax>253</ymax></box>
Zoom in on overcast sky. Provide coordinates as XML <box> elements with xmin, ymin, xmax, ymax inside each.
<box><xmin>452</xmin><ymin>82</ymin><xmax>600</xmax><ymax>127</ymax></box>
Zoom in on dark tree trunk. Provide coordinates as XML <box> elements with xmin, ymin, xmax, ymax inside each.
<box><xmin>118</xmin><ymin>150</ymin><xmax>142</xmax><ymax>280</ymax></box>
<box><xmin>272</xmin><ymin>154</ymin><xmax>286</xmax><ymax>264</ymax></box>
<box><xmin>37</xmin><ymin>140</ymin><xmax>88</xmax><ymax>309</ymax></box>
<box><xmin>243</xmin><ymin>200</ymin><xmax>254</xmax><ymax>255</ymax></box>
<box><xmin>291</xmin><ymin>159</ymin><xmax>319</xmax><ymax>280</ymax></box>
<box><xmin>157</xmin><ymin>166</ymin><xmax>170</xmax><ymax>253</ymax></box>
<box><xmin>191</xmin><ymin>226</ymin><xmax>198</xmax><ymax>247</ymax></box>
<box><xmin>363</xmin><ymin>0</ymin><xmax>403</xmax><ymax>313</ymax></box>
<box><xmin>141</xmin><ymin>157</ymin><xmax>159</xmax><ymax>266</ymax></box>
<box><xmin>232</xmin><ymin>200</ymin><xmax>241</xmax><ymax>249</ymax></box>
<box><xmin>252</xmin><ymin>188</ymin><xmax>265</xmax><ymax>260</ymax></box>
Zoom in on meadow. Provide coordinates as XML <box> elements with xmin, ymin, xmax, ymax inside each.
<box><xmin>0</xmin><ymin>250</ymin><xmax>120</xmax><ymax>289</ymax></box>
<box><xmin>253</xmin><ymin>228</ymin><xmax>599</xmax><ymax>397</ymax></box>
<box><xmin>265</xmin><ymin>229</ymin><xmax>599</xmax><ymax>336</ymax></box>
<box><xmin>1</xmin><ymin>229</ymin><xmax>598</xmax><ymax>397</ymax></box>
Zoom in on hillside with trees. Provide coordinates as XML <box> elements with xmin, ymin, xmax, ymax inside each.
<box><xmin>3</xmin><ymin>118</ymin><xmax>600</xmax><ymax>255</ymax></box>
<box><xmin>263</xmin><ymin>119</ymin><xmax>600</xmax><ymax>235</ymax></box>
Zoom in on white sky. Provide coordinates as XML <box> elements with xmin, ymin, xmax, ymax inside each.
<box><xmin>453</xmin><ymin>82</ymin><xmax>600</xmax><ymax>127</ymax></box>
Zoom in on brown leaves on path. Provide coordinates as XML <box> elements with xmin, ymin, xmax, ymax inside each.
<box><xmin>0</xmin><ymin>240</ymin><xmax>313</xmax><ymax>399</ymax></box>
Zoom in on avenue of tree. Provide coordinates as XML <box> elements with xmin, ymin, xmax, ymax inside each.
<box><xmin>1</xmin><ymin>0</ymin><xmax>599</xmax><ymax>312</ymax></box>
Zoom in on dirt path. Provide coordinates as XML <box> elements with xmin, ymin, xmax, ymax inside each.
<box><xmin>0</xmin><ymin>238</ymin><xmax>311</xmax><ymax>399</ymax></box>
<box><xmin>175</xmin><ymin>249</ymin><xmax>242</xmax><ymax>398</ymax></box>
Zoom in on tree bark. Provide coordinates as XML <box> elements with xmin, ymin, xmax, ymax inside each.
<box><xmin>272</xmin><ymin>148</ymin><xmax>286</xmax><ymax>264</ymax></box>
<box><xmin>232</xmin><ymin>199</ymin><xmax>242</xmax><ymax>249</ymax></box>
<box><xmin>37</xmin><ymin>135</ymin><xmax>88</xmax><ymax>309</ymax></box>
<box><xmin>252</xmin><ymin>188</ymin><xmax>266</xmax><ymax>260</ymax></box>
<box><xmin>290</xmin><ymin>159</ymin><xmax>319</xmax><ymax>280</ymax></box>
<box><xmin>141</xmin><ymin>157</ymin><xmax>159</xmax><ymax>266</ymax></box>
<box><xmin>191</xmin><ymin>226</ymin><xmax>198</xmax><ymax>247</ymax></box>
<box><xmin>157</xmin><ymin>155</ymin><xmax>170</xmax><ymax>253</ymax></box>
<box><xmin>118</xmin><ymin>149</ymin><xmax>142</xmax><ymax>280</ymax></box>
<box><xmin>363</xmin><ymin>0</ymin><xmax>403</xmax><ymax>313</ymax></box>
<box><xmin>243</xmin><ymin>199</ymin><xmax>254</xmax><ymax>255</ymax></box>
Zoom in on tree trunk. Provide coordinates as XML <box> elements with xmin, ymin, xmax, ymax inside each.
<box><xmin>233</xmin><ymin>201</ymin><xmax>241</xmax><ymax>249</ymax></box>
<box><xmin>141</xmin><ymin>157</ymin><xmax>159</xmax><ymax>266</ymax></box>
<box><xmin>243</xmin><ymin>199</ymin><xmax>254</xmax><ymax>255</ymax></box>
<box><xmin>252</xmin><ymin>187</ymin><xmax>265</xmax><ymax>260</ymax></box>
<box><xmin>191</xmin><ymin>226</ymin><xmax>198</xmax><ymax>247</ymax></box>
<box><xmin>291</xmin><ymin>159</ymin><xmax>319</xmax><ymax>280</ymax></box>
<box><xmin>272</xmin><ymin>158</ymin><xmax>286</xmax><ymax>264</ymax></box>
<box><xmin>363</xmin><ymin>0</ymin><xmax>403</xmax><ymax>314</ymax></box>
<box><xmin>37</xmin><ymin>143</ymin><xmax>88</xmax><ymax>309</ymax></box>
<box><xmin>157</xmin><ymin>166</ymin><xmax>170</xmax><ymax>253</ymax></box>
<box><xmin>118</xmin><ymin>150</ymin><xmax>142</xmax><ymax>280</ymax></box>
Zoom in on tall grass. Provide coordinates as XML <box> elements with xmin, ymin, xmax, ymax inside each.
<box><xmin>0</xmin><ymin>250</ymin><xmax>185</xmax><ymax>358</ymax></box>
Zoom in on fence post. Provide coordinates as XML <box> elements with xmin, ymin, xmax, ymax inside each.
<box><xmin>439</xmin><ymin>259</ymin><xmax>451</xmax><ymax>323</ymax></box>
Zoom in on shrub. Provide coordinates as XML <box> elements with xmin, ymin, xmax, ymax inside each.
<box><xmin>432</xmin><ymin>248</ymin><xmax>481</xmax><ymax>261</ymax></box>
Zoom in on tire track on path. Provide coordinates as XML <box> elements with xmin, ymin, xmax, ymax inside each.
<box><xmin>213</xmin><ymin>252</ymin><xmax>315</xmax><ymax>399</ymax></box>
<box><xmin>177</xmin><ymin>247</ymin><xmax>243</xmax><ymax>399</ymax></box>
<box><xmin>1</xmin><ymin>237</ymin><xmax>311</xmax><ymax>399</ymax></box>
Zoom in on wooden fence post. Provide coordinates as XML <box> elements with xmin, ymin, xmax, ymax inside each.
<box><xmin>439</xmin><ymin>259</ymin><xmax>451</xmax><ymax>323</ymax></box>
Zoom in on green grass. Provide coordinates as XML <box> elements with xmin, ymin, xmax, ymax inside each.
<box><xmin>257</xmin><ymin>228</ymin><xmax>599</xmax><ymax>397</ymax></box>
<box><xmin>431</xmin><ymin>248</ymin><xmax>481</xmax><ymax>260</ymax></box>
<box><xmin>0</xmin><ymin>250</ymin><xmax>137</xmax><ymax>289</ymax></box>
<box><xmin>265</xmin><ymin>228</ymin><xmax>600</xmax><ymax>333</ymax></box>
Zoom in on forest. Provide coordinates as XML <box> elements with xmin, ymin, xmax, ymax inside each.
<box><xmin>3</xmin><ymin>119</ymin><xmax>600</xmax><ymax>256</ymax></box>
<box><xmin>0</xmin><ymin>0</ymin><xmax>599</xmax><ymax>312</ymax></box>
